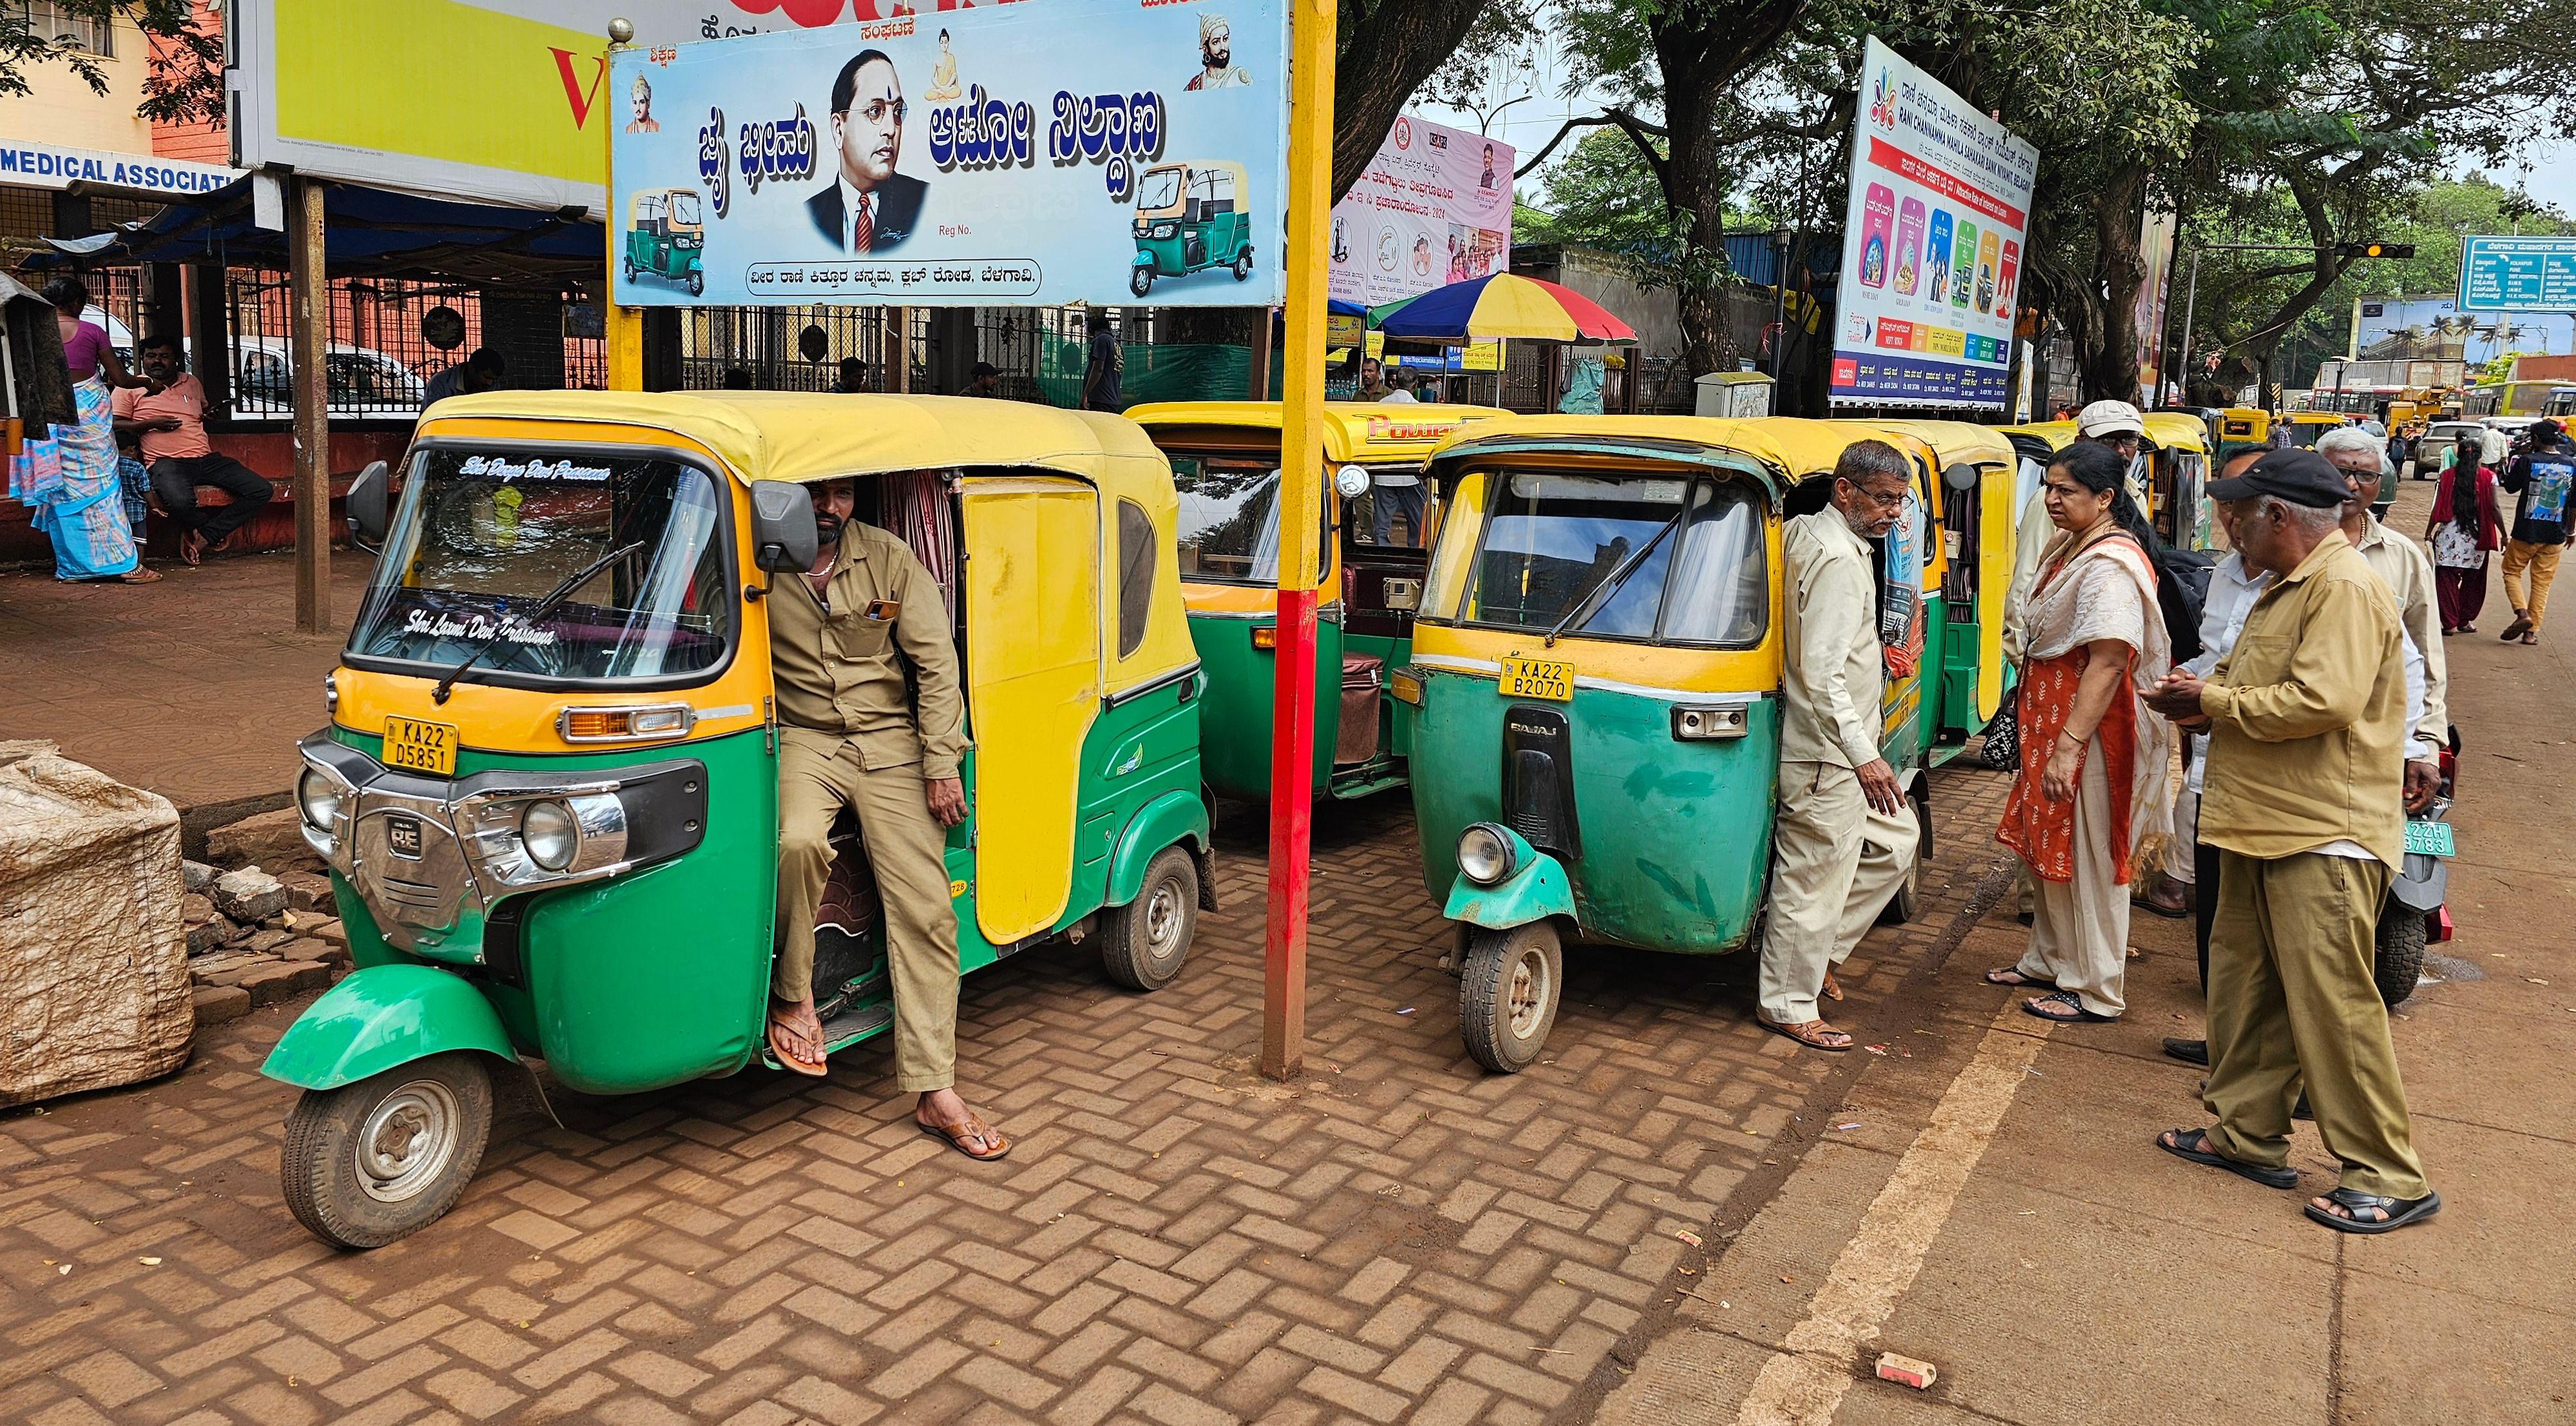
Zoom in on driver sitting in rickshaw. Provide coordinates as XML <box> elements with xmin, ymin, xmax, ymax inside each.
<box><xmin>768</xmin><ymin>476</ymin><xmax>1009</xmax><ymax>1161</ymax></box>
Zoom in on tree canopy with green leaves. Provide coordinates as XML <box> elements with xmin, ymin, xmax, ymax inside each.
<box><xmin>1</xmin><ymin>0</ymin><xmax>222</xmax><ymax>124</ymax></box>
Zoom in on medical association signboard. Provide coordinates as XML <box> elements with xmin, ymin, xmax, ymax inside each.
<box><xmin>605</xmin><ymin>1</ymin><xmax>1287</xmax><ymax>308</ymax></box>
<box><xmin>1326</xmin><ymin>115</ymin><xmax>1512</xmax><ymax>308</ymax></box>
<box><xmin>0</xmin><ymin>139</ymin><xmax>236</xmax><ymax>196</ymax></box>
<box><xmin>1829</xmin><ymin>37</ymin><xmax>2039</xmax><ymax>410</ymax></box>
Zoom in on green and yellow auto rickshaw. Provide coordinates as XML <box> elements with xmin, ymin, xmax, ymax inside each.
<box><xmin>622</xmin><ymin>187</ymin><xmax>705</xmax><ymax>296</ymax></box>
<box><xmin>1852</xmin><ymin>420</ymin><xmax>2025</xmax><ymax>760</ymax></box>
<box><xmin>1127</xmin><ymin>399</ymin><xmax>1504</xmax><ymax>801</ymax></box>
<box><xmin>1130</xmin><ymin>160</ymin><xmax>1255</xmax><ymax>298</ymax></box>
<box><xmin>265</xmin><ymin>392</ymin><xmax>1213</xmax><ymax>1247</ymax></box>
<box><xmin>1399</xmin><ymin>415</ymin><xmax>1932</xmax><ymax>1072</ymax></box>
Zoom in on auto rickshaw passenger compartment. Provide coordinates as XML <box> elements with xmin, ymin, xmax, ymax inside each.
<box><xmin>1502</xmin><ymin>704</ymin><xmax>1580</xmax><ymax>859</ymax></box>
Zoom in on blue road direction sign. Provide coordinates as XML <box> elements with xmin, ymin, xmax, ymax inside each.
<box><xmin>2459</xmin><ymin>235</ymin><xmax>2576</xmax><ymax>310</ymax></box>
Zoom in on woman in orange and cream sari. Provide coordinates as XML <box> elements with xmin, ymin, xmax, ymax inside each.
<box><xmin>1991</xmin><ymin>441</ymin><xmax>2173</xmax><ymax>1023</ymax></box>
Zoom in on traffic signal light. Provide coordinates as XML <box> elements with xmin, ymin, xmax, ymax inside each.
<box><xmin>2335</xmin><ymin>241</ymin><xmax>2416</xmax><ymax>260</ymax></box>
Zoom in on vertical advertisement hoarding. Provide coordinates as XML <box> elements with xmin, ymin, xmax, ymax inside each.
<box><xmin>607</xmin><ymin>3</ymin><xmax>1287</xmax><ymax>309</ymax></box>
<box><xmin>1325</xmin><ymin>115</ymin><xmax>1513</xmax><ymax>309</ymax></box>
<box><xmin>1830</xmin><ymin>37</ymin><xmax>2038</xmax><ymax>410</ymax></box>
<box><xmin>2134</xmin><ymin>205</ymin><xmax>2175</xmax><ymax>399</ymax></box>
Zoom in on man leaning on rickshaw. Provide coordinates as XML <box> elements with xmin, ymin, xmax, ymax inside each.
<box><xmin>767</xmin><ymin>476</ymin><xmax>1010</xmax><ymax>1161</ymax></box>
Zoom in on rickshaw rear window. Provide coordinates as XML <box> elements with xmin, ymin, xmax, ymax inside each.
<box><xmin>1168</xmin><ymin>456</ymin><xmax>1328</xmax><ymax>585</ymax></box>
<box><xmin>347</xmin><ymin>447</ymin><xmax>732</xmax><ymax>685</ymax></box>
<box><xmin>1452</xmin><ymin>470</ymin><xmax>1766</xmax><ymax>646</ymax></box>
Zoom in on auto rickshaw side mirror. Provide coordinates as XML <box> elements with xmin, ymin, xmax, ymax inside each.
<box><xmin>1941</xmin><ymin>462</ymin><xmax>1978</xmax><ymax>494</ymax></box>
<box><xmin>1333</xmin><ymin>464</ymin><xmax>1371</xmax><ymax>500</ymax></box>
<box><xmin>746</xmin><ymin>479</ymin><xmax>819</xmax><ymax>599</ymax></box>
<box><xmin>346</xmin><ymin>460</ymin><xmax>392</xmax><ymax>554</ymax></box>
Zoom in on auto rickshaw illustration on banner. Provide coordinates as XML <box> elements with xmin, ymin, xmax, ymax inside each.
<box><xmin>1130</xmin><ymin>160</ymin><xmax>1255</xmax><ymax>298</ymax></box>
<box><xmin>1399</xmin><ymin>416</ymin><xmax>1956</xmax><ymax>1072</ymax></box>
<box><xmin>623</xmin><ymin>187</ymin><xmax>705</xmax><ymax>296</ymax></box>
<box><xmin>265</xmin><ymin>392</ymin><xmax>1214</xmax><ymax>1247</ymax></box>
<box><xmin>1128</xmin><ymin>400</ymin><xmax>1505</xmax><ymax>802</ymax></box>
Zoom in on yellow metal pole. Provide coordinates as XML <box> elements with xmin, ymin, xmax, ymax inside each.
<box><xmin>603</xmin><ymin>21</ymin><xmax>643</xmax><ymax>392</ymax></box>
<box><xmin>1260</xmin><ymin>0</ymin><xmax>1334</xmax><ymax>1083</ymax></box>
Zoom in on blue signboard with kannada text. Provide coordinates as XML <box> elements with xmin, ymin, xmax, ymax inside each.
<box><xmin>2458</xmin><ymin>236</ymin><xmax>2576</xmax><ymax>312</ymax></box>
<box><xmin>608</xmin><ymin>1</ymin><xmax>1287</xmax><ymax>309</ymax></box>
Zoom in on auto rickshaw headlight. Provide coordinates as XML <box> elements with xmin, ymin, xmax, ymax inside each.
<box><xmin>521</xmin><ymin>799</ymin><xmax>580</xmax><ymax>871</ymax></box>
<box><xmin>1151</xmin><ymin>221</ymin><xmax>1177</xmax><ymax>240</ymax></box>
<box><xmin>1457</xmin><ymin>822</ymin><xmax>1517</xmax><ymax>886</ymax></box>
<box><xmin>297</xmin><ymin>767</ymin><xmax>341</xmax><ymax>832</ymax></box>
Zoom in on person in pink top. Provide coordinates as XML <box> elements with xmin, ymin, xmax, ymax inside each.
<box><xmin>6</xmin><ymin>276</ymin><xmax>158</xmax><ymax>582</ymax></box>
<box><xmin>112</xmin><ymin>332</ymin><xmax>275</xmax><ymax>565</ymax></box>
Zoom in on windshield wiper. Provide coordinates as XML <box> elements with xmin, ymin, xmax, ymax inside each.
<box><xmin>1544</xmin><ymin>505</ymin><xmax>1687</xmax><ymax>648</ymax></box>
<box><xmin>431</xmin><ymin>541</ymin><xmax>646</xmax><ymax>705</ymax></box>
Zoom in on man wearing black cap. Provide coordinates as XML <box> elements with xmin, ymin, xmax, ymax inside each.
<box><xmin>2496</xmin><ymin>418</ymin><xmax>2575</xmax><ymax>645</ymax></box>
<box><xmin>2143</xmin><ymin>448</ymin><xmax>2440</xmax><ymax>1235</ymax></box>
<box><xmin>963</xmin><ymin>361</ymin><xmax>1003</xmax><ymax>398</ymax></box>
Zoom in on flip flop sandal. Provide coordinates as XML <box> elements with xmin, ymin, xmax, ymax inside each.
<box><xmin>2521</xmin><ymin>631</ymin><xmax>2540</xmax><ymax>645</ymax></box>
<box><xmin>1756</xmin><ymin>1015</ymin><xmax>1853</xmax><ymax>1051</ymax></box>
<box><xmin>1985</xmin><ymin>967</ymin><xmax>2057</xmax><ymax>989</ymax></box>
<box><xmin>2022</xmin><ymin>991</ymin><xmax>2117</xmax><ymax>1024</ymax></box>
<box><xmin>2306</xmin><ymin>1187</ymin><xmax>2441</xmax><ymax>1234</ymax></box>
<box><xmin>2501</xmin><ymin>617</ymin><xmax>2531</xmax><ymax>640</ymax></box>
<box><xmin>2157</xmin><ymin>1128</ymin><xmax>2298</xmax><ymax>1189</ymax></box>
<box><xmin>766</xmin><ymin>1012</ymin><xmax>829</xmax><ymax>1078</ymax></box>
<box><xmin>919</xmin><ymin>1114</ymin><xmax>1012</xmax><ymax>1161</ymax></box>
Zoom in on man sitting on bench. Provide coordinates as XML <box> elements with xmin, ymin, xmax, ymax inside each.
<box><xmin>113</xmin><ymin>334</ymin><xmax>274</xmax><ymax>566</ymax></box>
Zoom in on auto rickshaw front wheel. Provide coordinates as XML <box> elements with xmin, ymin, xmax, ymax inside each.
<box><xmin>1099</xmin><ymin>845</ymin><xmax>1199</xmax><ymax>991</ymax></box>
<box><xmin>281</xmin><ymin>1052</ymin><xmax>493</xmax><ymax>1250</ymax></box>
<box><xmin>687</xmin><ymin>271</ymin><xmax>705</xmax><ymax>297</ymax></box>
<box><xmin>1460</xmin><ymin>922</ymin><xmax>1561</xmax><ymax>1074</ymax></box>
<box><xmin>1130</xmin><ymin>267</ymin><xmax>1155</xmax><ymax>298</ymax></box>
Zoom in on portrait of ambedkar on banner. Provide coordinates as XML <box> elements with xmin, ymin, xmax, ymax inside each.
<box><xmin>810</xmin><ymin>48</ymin><xmax>927</xmax><ymax>254</ymax></box>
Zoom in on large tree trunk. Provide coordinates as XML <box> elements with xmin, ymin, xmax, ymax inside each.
<box><xmin>1331</xmin><ymin>1</ymin><xmax>1493</xmax><ymax>203</ymax></box>
<box><xmin>2078</xmin><ymin>167</ymin><xmax>2150</xmax><ymax>404</ymax></box>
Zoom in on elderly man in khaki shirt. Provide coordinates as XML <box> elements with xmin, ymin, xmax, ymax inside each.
<box><xmin>2146</xmin><ymin>449</ymin><xmax>2438</xmax><ymax>1234</ymax></box>
<box><xmin>768</xmin><ymin>477</ymin><xmax>1007</xmax><ymax>1160</ymax></box>
<box><xmin>1757</xmin><ymin>440</ymin><xmax>1920</xmax><ymax>1051</ymax></box>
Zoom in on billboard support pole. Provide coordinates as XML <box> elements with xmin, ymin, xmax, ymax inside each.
<box><xmin>603</xmin><ymin>21</ymin><xmax>643</xmax><ymax>393</ymax></box>
<box><xmin>1262</xmin><ymin>0</ymin><xmax>1334</xmax><ymax>1084</ymax></box>
<box><xmin>286</xmin><ymin>174</ymin><xmax>331</xmax><ymax>636</ymax></box>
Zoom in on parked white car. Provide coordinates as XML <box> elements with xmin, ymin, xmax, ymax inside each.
<box><xmin>225</xmin><ymin>337</ymin><xmax>426</xmax><ymax>420</ymax></box>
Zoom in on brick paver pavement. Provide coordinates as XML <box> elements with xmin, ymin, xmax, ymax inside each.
<box><xmin>1</xmin><ymin>768</ymin><xmax>2016</xmax><ymax>1425</ymax></box>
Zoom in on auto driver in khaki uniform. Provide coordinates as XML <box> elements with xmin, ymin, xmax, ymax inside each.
<box><xmin>767</xmin><ymin>477</ymin><xmax>1009</xmax><ymax>1161</ymax></box>
<box><xmin>1757</xmin><ymin>440</ymin><xmax>1922</xmax><ymax>1051</ymax></box>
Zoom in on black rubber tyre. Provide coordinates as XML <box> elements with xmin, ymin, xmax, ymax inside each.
<box><xmin>622</xmin><ymin>257</ymin><xmax>637</xmax><ymax>281</ymax></box>
<box><xmin>281</xmin><ymin>1052</ymin><xmax>493</xmax><ymax>1250</ymax></box>
<box><xmin>2373</xmin><ymin>898</ymin><xmax>2429</xmax><ymax>1008</ymax></box>
<box><xmin>1099</xmin><ymin>846</ymin><xmax>1198</xmax><ymax>992</ymax></box>
<box><xmin>1459</xmin><ymin>922</ymin><xmax>1562</xmax><ymax>1074</ymax></box>
<box><xmin>686</xmin><ymin>271</ymin><xmax>705</xmax><ymax>297</ymax></box>
<box><xmin>1233</xmin><ymin>249</ymin><xmax>1255</xmax><ymax>281</ymax></box>
<box><xmin>1130</xmin><ymin>267</ymin><xmax>1155</xmax><ymax>298</ymax></box>
<box><xmin>1877</xmin><ymin>783</ymin><xmax>1927</xmax><ymax>926</ymax></box>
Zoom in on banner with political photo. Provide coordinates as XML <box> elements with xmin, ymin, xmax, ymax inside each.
<box><xmin>1828</xmin><ymin>36</ymin><xmax>2039</xmax><ymax>410</ymax></box>
<box><xmin>1327</xmin><ymin>115</ymin><xmax>1513</xmax><ymax>309</ymax></box>
<box><xmin>607</xmin><ymin>1</ymin><xmax>1287</xmax><ymax>308</ymax></box>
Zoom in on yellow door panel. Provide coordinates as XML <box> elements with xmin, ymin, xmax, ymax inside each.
<box><xmin>1977</xmin><ymin>463</ymin><xmax>2013</xmax><ymax>720</ymax></box>
<box><xmin>963</xmin><ymin>480</ymin><xmax>1101</xmax><ymax>945</ymax></box>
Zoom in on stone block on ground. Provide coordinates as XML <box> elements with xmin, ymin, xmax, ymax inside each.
<box><xmin>204</xmin><ymin>806</ymin><xmax>312</xmax><ymax>871</ymax></box>
<box><xmin>191</xmin><ymin>985</ymin><xmax>251</xmax><ymax>1027</ymax></box>
<box><xmin>191</xmin><ymin>952</ymin><xmax>270</xmax><ymax>984</ymax></box>
<box><xmin>234</xmin><ymin>960</ymin><xmax>330</xmax><ymax>1007</ymax></box>
<box><xmin>281</xmin><ymin>936</ymin><xmax>348</xmax><ymax>969</ymax></box>
<box><xmin>246</xmin><ymin>928</ymin><xmax>292</xmax><ymax>954</ymax></box>
<box><xmin>181</xmin><ymin>892</ymin><xmax>213</xmax><ymax>925</ymax></box>
<box><xmin>0</xmin><ymin>748</ymin><xmax>193</xmax><ymax>1107</ymax></box>
<box><xmin>186</xmin><ymin>917</ymin><xmax>236</xmax><ymax>956</ymax></box>
<box><xmin>278</xmin><ymin>870</ymin><xmax>334</xmax><ymax>913</ymax></box>
<box><xmin>211</xmin><ymin>867</ymin><xmax>286</xmax><ymax>923</ymax></box>
<box><xmin>308</xmin><ymin>918</ymin><xmax>346</xmax><ymax>947</ymax></box>
<box><xmin>183</xmin><ymin>859</ymin><xmax>217</xmax><ymax>893</ymax></box>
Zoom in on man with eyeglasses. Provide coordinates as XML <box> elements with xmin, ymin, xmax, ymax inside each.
<box><xmin>1757</xmin><ymin>440</ymin><xmax>1922</xmax><ymax>1052</ymax></box>
<box><xmin>808</xmin><ymin>48</ymin><xmax>926</xmax><ymax>254</ymax></box>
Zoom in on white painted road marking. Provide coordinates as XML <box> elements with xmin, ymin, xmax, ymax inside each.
<box><xmin>1732</xmin><ymin>1000</ymin><xmax>2051</xmax><ymax>1425</ymax></box>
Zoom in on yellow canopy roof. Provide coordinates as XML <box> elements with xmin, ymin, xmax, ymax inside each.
<box><xmin>1124</xmin><ymin>400</ymin><xmax>1509</xmax><ymax>464</ymax></box>
<box><xmin>1423</xmin><ymin>414</ymin><xmax>1792</xmax><ymax>489</ymax></box>
<box><xmin>2002</xmin><ymin>419</ymin><xmax>2079</xmax><ymax>451</ymax></box>
<box><xmin>2141</xmin><ymin>411</ymin><xmax>2208</xmax><ymax>453</ymax></box>
<box><xmin>1736</xmin><ymin>417</ymin><xmax>1926</xmax><ymax>479</ymax></box>
<box><xmin>1866</xmin><ymin>419</ymin><xmax>2020</xmax><ymax>470</ymax></box>
<box><xmin>421</xmin><ymin>390</ymin><xmax>1171</xmax><ymax>490</ymax></box>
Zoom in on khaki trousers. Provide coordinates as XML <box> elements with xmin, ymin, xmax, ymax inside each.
<box><xmin>1759</xmin><ymin>761</ymin><xmax>1919</xmax><ymax>1024</ymax></box>
<box><xmin>2203</xmin><ymin>850</ymin><xmax>2429</xmax><ymax>1199</ymax></box>
<box><xmin>2501</xmin><ymin>538</ymin><xmax>2562</xmax><ymax>630</ymax></box>
<box><xmin>775</xmin><ymin>728</ymin><xmax>961</xmax><ymax>1092</ymax></box>
<box><xmin>2013</xmin><ymin>737</ymin><xmax>2128</xmax><ymax>1017</ymax></box>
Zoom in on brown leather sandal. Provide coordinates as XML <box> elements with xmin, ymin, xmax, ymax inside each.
<box><xmin>918</xmin><ymin>1112</ymin><xmax>1012</xmax><ymax>1161</ymax></box>
<box><xmin>1820</xmin><ymin>969</ymin><xmax>1845</xmax><ymax>1002</ymax></box>
<box><xmin>1756</xmin><ymin>1014</ymin><xmax>1853</xmax><ymax>1051</ymax></box>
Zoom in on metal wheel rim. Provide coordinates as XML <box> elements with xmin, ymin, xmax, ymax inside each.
<box><xmin>354</xmin><ymin>1078</ymin><xmax>463</xmax><ymax>1204</ymax></box>
<box><xmin>1505</xmin><ymin>946</ymin><xmax>1550</xmax><ymax>1038</ymax></box>
<box><xmin>1142</xmin><ymin>879</ymin><xmax>1184</xmax><ymax>964</ymax></box>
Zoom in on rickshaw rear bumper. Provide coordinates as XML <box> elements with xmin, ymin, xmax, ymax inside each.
<box><xmin>1444</xmin><ymin>850</ymin><xmax>1575</xmax><ymax>931</ymax></box>
<box><xmin>261</xmin><ymin>963</ymin><xmax>518</xmax><ymax>1091</ymax></box>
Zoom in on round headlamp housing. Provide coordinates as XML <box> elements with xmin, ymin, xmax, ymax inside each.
<box><xmin>1457</xmin><ymin>822</ymin><xmax>1518</xmax><ymax>886</ymax></box>
<box><xmin>520</xmin><ymin>799</ymin><xmax>580</xmax><ymax>872</ymax></box>
<box><xmin>297</xmin><ymin>766</ymin><xmax>342</xmax><ymax>832</ymax></box>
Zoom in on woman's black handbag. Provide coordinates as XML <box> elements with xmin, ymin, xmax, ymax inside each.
<box><xmin>1978</xmin><ymin>695</ymin><xmax>2022</xmax><ymax>770</ymax></box>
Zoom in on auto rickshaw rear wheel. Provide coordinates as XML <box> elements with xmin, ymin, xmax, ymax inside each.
<box><xmin>623</xmin><ymin>256</ymin><xmax>637</xmax><ymax>281</ymax></box>
<box><xmin>1877</xmin><ymin>783</ymin><xmax>1928</xmax><ymax>926</ymax></box>
<box><xmin>1459</xmin><ymin>922</ymin><xmax>1561</xmax><ymax>1074</ymax></box>
<box><xmin>1233</xmin><ymin>249</ymin><xmax>1254</xmax><ymax>281</ymax></box>
<box><xmin>1100</xmin><ymin>845</ymin><xmax>1199</xmax><ymax>992</ymax></box>
<box><xmin>2373</xmin><ymin>898</ymin><xmax>2428</xmax><ymax>1007</ymax></box>
<box><xmin>281</xmin><ymin>1052</ymin><xmax>493</xmax><ymax>1250</ymax></box>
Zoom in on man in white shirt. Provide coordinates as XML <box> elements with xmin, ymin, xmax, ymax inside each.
<box><xmin>1757</xmin><ymin>441</ymin><xmax>1920</xmax><ymax>1050</ymax></box>
<box><xmin>806</xmin><ymin>49</ymin><xmax>927</xmax><ymax>253</ymax></box>
<box><xmin>2319</xmin><ymin>426</ymin><xmax>2448</xmax><ymax>808</ymax></box>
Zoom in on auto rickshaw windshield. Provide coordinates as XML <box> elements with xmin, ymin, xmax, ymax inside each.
<box><xmin>667</xmin><ymin>191</ymin><xmax>702</xmax><ymax>227</ymax></box>
<box><xmin>1135</xmin><ymin>167</ymin><xmax>1184</xmax><ymax>212</ymax></box>
<box><xmin>1431</xmin><ymin>469</ymin><xmax>1768</xmax><ymax>645</ymax></box>
<box><xmin>345</xmin><ymin>445</ymin><xmax>734</xmax><ymax>683</ymax></box>
<box><xmin>1169</xmin><ymin>456</ymin><xmax>1327</xmax><ymax>584</ymax></box>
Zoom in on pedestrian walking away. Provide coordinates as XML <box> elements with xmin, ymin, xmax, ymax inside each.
<box><xmin>1991</xmin><ymin>441</ymin><xmax>2172</xmax><ymax>1025</ymax></box>
<box><xmin>2427</xmin><ymin>432</ymin><xmax>2504</xmax><ymax>634</ymax></box>
<box><xmin>2496</xmin><ymin>418</ymin><xmax>2574</xmax><ymax>645</ymax></box>
<box><xmin>1757</xmin><ymin>439</ymin><xmax>1922</xmax><ymax>1051</ymax></box>
<box><xmin>2145</xmin><ymin>447</ymin><xmax>2440</xmax><ymax>1235</ymax></box>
